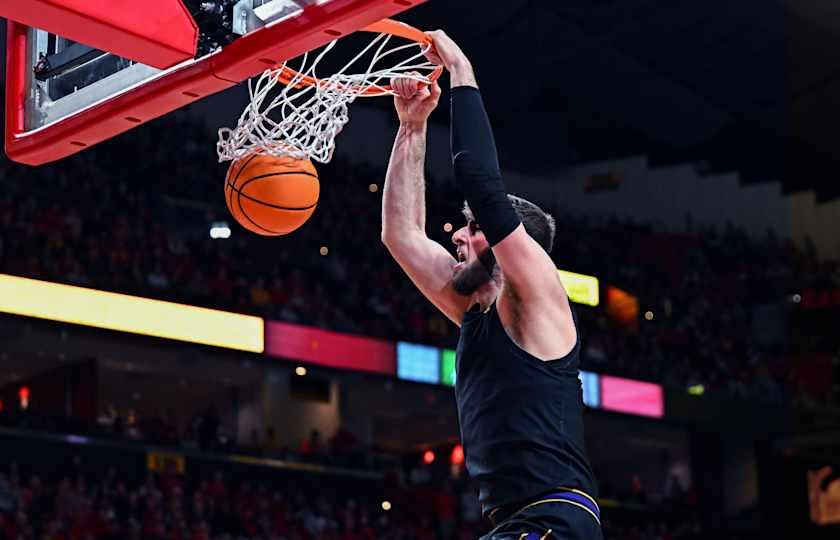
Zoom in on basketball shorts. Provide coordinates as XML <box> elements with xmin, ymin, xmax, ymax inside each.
<box><xmin>480</xmin><ymin>489</ymin><xmax>603</xmax><ymax>540</ymax></box>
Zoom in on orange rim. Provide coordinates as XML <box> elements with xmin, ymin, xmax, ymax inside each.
<box><xmin>273</xmin><ymin>19</ymin><xmax>443</xmax><ymax>96</ymax></box>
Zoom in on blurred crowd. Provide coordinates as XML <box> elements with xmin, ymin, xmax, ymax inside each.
<box><xmin>1</xmin><ymin>400</ymin><xmax>376</xmax><ymax>473</ymax></box>
<box><xmin>1</xmin><ymin>111</ymin><xmax>837</xmax><ymax>402</ymax></box>
<box><xmin>0</xmin><ymin>460</ymin><xmax>442</xmax><ymax>540</ymax></box>
<box><xmin>0</xmin><ymin>457</ymin><xmax>702</xmax><ymax>540</ymax></box>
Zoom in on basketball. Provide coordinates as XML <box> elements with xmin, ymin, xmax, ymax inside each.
<box><xmin>224</xmin><ymin>153</ymin><xmax>319</xmax><ymax>236</ymax></box>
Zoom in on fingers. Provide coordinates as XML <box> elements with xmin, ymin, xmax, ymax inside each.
<box><xmin>428</xmin><ymin>80</ymin><xmax>441</xmax><ymax>101</ymax></box>
<box><xmin>424</xmin><ymin>29</ymin><xmax>469</xmax><ymax>71</ymax></box>
<box><xmin>425</xmin><ymin>30</ymin><xmax>453</xmax><ymax>52</ymax></box>
<box><xmin>408</xmin><ymin>80</ymin><xmax>439</xmax><ymax>103</ymax></box>
<box><xmin>424</xmin><ymin>49</ymin><xmax>444</xmax><ymax>66</ymax></box>
<box><xmin>426</xmin><ymin>29</ymin><xmax>449</xmax><ymax>41</ymax></box>
<box><xmin>415</xmin><ymin>84</ymin><xmax>431</xmax><ymax>101</ymax></box>
<box><xmin>390</xmin><ymin>75</ymin><xmax>418</xmax><ymax>99</ymax></box>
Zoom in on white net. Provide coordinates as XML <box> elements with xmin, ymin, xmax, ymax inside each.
<box><xmin>216</xmin><ymin>32</ymin><xmax>439</xmax><ymax>164</ymax></box>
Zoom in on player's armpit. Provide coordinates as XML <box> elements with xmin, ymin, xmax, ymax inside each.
<box><xmin>382</xmin><ymin>232</ymin><xmax>471</xmax><ymax>326</ymax></box>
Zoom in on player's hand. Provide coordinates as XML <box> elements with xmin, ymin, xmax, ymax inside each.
<box><xmin>392</xmin><ymin>74</ymin><xmax>441</xmax><ymax>127</ymax></box>
<box><xmin>424</xmin><ymin>30</ymin><xmax>471</xmax><ymax>73</ymax></box>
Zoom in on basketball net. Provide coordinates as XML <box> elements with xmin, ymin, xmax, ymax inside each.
<box><xmin>216</xmin><ymin>32</ymin><xmax>439</xmax><ymax>164</ymax></box>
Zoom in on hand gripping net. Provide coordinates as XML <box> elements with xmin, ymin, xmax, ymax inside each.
<box><xmin>216</xmin><ymin>27</ymin><xmax>440</xmax><ymax>164</ymax></box>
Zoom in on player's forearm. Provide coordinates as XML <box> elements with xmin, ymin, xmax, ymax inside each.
<box><xmin>382</xmin><ymin>123</ymin><xmax>428</xmax><ymax>241</ymax></box>
<box><xmin>451</xmin><ymin>87</ymin><xmax>520</xmax><ymax>246</ymax></box>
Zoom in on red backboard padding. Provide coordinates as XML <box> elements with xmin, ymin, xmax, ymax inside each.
<box><xmin>0</xmin><ymin>0</ymin><xmax>197</xmax><ymax>69</ymax></box>
<box><xmin>4</xmin><ymin>0</ymin><xmax>429</xmax><ymax>166</ymax></box>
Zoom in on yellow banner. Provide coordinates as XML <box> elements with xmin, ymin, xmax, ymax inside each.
<box><xmin>558</xmin><ymin>269</ymin><xmax>600</xmax><ymax>307</ymax></box>
<box><xmin>0</xmin><ymin>273</ymin><xmax>263</xmax><ymax>352</ymax></box>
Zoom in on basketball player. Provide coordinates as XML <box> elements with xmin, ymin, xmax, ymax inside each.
<box><xmin>381</xmin><ymin>31</ymin><xmax>602</xmax><ymax>540</ymax></box>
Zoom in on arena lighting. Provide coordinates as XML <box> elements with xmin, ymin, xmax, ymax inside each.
<box><xmin>265</xmin><ymin>321</ymin><xmax>395</xmax><ymax>375</ymax></box>
<box><xmin>397</xmin><ymin>342</ymin><xmax>440</xmax><ymax>384</ymax></box>
<box><xmin>422</xmin><ymin>450</ymin><xmax>436</xmax><ymax>465</ymax></box>
<box><xmin>688</xmin><ymin>384</ymin><xmax>705</xmax><ymax>396</ymax></box>
<box><xmin>64</xmin><ymin>435</ymin><xmax>90</xmax><ymax>445</ymax></box>
<box><xmin>18</xmin><ymin>386</ymin><xmax>30</xmax><ymax>410</ymax></box>
<box><xmin>381</xmin><ymin>501</ymin><xmax>392</xmax><ymax>511</ymax></box>
<box><xmin>295</xmin><ymin>366</ymin><xmax>307</xmax><ymax>376</ymax></box>
<box><xmin>209</xmin><ymin>222</ymin><xmax>231</xmax><ymax>239</ymax></box>
<box><xmin>440</xmin><ymin>349</ymin><xmax>457</xmax><ymax>387</ymax></box>
<box><xmin>0</xmin><ymin>273</ymin><xmax>264</xmax><ymax>352</ymax></box>
<box><xmin>601</xmin><ymin>376</ymin><xmax>664</xmax><ymax>418</ymax></box>
<box><xmin>451</xmin><ymin>444</ymin><xmax>464</xmax><ymax>466</ymax></box>
<box><xmin>644</xmin><ymin>311</ymin><xmax>654</xmax><ymax>321</ymax></box>
<box><xmin>578</xmin><ymin>371</ymin><xmax>600</xmax><ymax>408</ymax></box>
<box><xmin>557</xmin><ymin>269</ymin><xmax>599</xmax><ymax>307</ymax></box>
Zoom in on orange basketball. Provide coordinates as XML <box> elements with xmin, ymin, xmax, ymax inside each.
<box><xmin>224</xmin><ymin>153</ymin><xmax>319</xmax><ymax>236</ymax></box>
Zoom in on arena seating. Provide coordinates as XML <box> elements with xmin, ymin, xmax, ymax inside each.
<box><xmin>2</xmin><ymin>112</ymin><xmax>831</xmax><ymax>402</ymax></box>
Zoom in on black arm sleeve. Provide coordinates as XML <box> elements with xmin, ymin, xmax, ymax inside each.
<box><xmin>450</xmin><ymin>86</ymin><xmax>520</xmax><ymax>247</ymax></box>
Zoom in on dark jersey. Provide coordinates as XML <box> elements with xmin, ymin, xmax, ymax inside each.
<box><xmin>454</xmin><ymin>302</ymin><xmax>598</xmax><ymax>514</ymax></box>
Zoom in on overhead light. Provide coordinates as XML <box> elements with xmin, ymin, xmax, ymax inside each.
<box><xmin>381</xmin><ymin>500</ymin><xmax>391</xmax><ymax>511</ymax></box>
<box><xmin>295</xmin><ymin>366</ymin><xmax>307</xmax><ymax>376</ymax></box>
<box><xmin>210</xmin><ymin>221</ymin><xmax>231</xmax><ymax>239</ymax></box>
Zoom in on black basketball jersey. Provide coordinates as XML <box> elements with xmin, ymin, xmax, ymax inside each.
<box><xmin>454</xmin><ymin>301</ymin><xmax>598</xmax><ymax>514</ymax></box>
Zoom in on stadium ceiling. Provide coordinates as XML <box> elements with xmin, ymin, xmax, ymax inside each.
<box><xmin>401</xmin><ymin>0</ymin><xmax>840</xmax><ymax>202</ymax></box>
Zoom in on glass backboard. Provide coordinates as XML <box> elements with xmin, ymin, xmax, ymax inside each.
<box><xmin>4</xmin><ymin>0</ymin><xmax>429</xmax><ymax>165</ymax></box>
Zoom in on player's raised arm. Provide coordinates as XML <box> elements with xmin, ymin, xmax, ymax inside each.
<box><xmin>381</xmin><ymin>77</ymin><xmax>471</xmax><ymax>325</ymax></box>
<box><xmin>426</xmin><ymin>30</ymin><xmax>567</xmax><ymax>307</ymax></box>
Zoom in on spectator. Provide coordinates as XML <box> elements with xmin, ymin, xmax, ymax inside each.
<box><xmin>301</xmin><ymin>429</ymin><xmax>325</xmax><ymax>462</ymax></box>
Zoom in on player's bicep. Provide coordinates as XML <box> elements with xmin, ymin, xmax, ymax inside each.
<box><xmin>491</xmin><ymin>224</ymin><xmax>566</xmax><ymax>301</ymax></box>
<box><xmin>383</xmin><ymin>233</ymin><xmax>470</xmax><ymax>326</ymax></box>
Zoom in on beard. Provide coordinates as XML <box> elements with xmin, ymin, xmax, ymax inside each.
<box><xmin>452</xmin><ymin>248</ymin><xmax>497</xmax><ymax>296</ymax></box>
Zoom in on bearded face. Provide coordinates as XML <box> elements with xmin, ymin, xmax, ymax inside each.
<box><xmin>452</xmin><ymin>247</ymin><xmax>496</xmax><ymax>296</ymax></box>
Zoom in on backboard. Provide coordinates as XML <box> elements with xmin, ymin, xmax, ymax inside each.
<box><xmin>3</xmin><ymin>0</ymin><xmax>429</xmax><ymax>166</ymax></box>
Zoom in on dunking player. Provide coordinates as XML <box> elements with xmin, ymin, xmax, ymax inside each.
<box><xmin>381</xmin><ymin>31</ymin><xmax>602</xmax><ymax>540</ymax></box>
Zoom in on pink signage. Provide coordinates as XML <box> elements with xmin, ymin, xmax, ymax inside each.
<box><xmin>265</xmin><ymin>321</ymin><xmax>395</xmax><ymax>375</ymax></box>
<box><xmin>601</xmin><ymin>375</ymin><xmax>664</xmax><ymax>418</ymax></box>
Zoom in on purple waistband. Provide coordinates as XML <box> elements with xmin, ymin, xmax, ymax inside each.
<box><xmin>541</xmin><ymin>490</ymin><xmax>601</xmax><ymax>522</ymax></box>
<box><xmin>488</xmin><ymin>489</ymin><xmax>601</xmax><ymax>527</ymax></box>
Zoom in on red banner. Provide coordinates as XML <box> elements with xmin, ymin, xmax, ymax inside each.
<box><xmin>265</xmin><ymin>321</ymin><xmax>395</xmax><ymax>375</ymax></box>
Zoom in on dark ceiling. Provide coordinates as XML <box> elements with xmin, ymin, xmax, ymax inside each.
<box><xmin>398</xmin><ymin>0</ymin><xmax>840</xmax><ymax>202</ymax></box>
<box><xmin>5</xmin><ymin>1</ymin><xmax>840</xmax><ymax>201</ymax></box>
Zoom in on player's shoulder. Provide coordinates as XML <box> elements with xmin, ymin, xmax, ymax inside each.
<box><xmin>495</xmin><ymin>286</ymin><xmax>577</xmax><ymax>361</ymax></box>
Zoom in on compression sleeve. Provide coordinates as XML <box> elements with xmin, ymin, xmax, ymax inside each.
<box><xmin>450</xmin><ymin>86</ymin><xmax>520</xmax><ymax>247</ymax></box>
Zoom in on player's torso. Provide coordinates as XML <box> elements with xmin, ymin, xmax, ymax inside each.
<box><xmin>454</xmin><ymin>302</ymin><xmax>597</xmax><ymax>513</ymax></box>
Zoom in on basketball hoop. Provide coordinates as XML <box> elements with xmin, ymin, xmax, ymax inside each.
<box><xmin>216</xmin><ymin>19</ymin><xmax>443</xmax><ymax>164</ymax></box>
